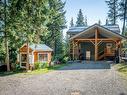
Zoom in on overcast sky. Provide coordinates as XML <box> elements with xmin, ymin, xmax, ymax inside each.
<box><xmin>62</xmin><ymin>0</ymin><xmax>123</xmax><ymax>36</ymax></box>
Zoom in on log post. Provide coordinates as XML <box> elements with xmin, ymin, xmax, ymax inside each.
<box><xmin>72</xmin><ymin>41</ymin><xmax>75</xmax><ymax>61</ymax></box>
<box><xmin>95</xmin><ymin>28</ymin><xmax>98</xmax><ymax>61</ymax></box>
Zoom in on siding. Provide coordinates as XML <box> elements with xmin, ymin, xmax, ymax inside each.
<box><xmin>80</xmin><ymin>42</ymin><xmax>95</xmax><ymax>60</ymax></box>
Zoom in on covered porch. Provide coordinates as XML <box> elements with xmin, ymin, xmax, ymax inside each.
<box><xmin>69</xmin><ymin>25</ymin><xmax>124</xmax><ymax>61</ymax></box>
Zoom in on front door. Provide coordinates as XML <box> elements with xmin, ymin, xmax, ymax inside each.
<box><xmin>86</xmin><ymin>51</ymin><xmax>91</xmax><ymax>60</ymax></box>
<box><xmin>106</xmin><ymin>43</ymin><xmax>112</xmax><ymax>54</ymax></box>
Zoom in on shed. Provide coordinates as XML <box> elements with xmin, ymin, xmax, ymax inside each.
<box><xmin>19</xmin><ymin>43</ymin><xmax>53</xmax><ymax>68</ymax></box>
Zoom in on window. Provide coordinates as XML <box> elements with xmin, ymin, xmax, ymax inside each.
<box><xmin>21</xmin><ymin>54</ymin><xmax>27</xmax><ymax>62</ymax></box>
<box><xmin>38</xmin><ymin>54</ymin><xmax>48</xmax><ymax>62</ymax></box>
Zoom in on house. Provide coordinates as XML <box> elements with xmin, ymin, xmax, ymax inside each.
<box><xmin>67</xmin><ymin>24</ymin><xmax>126</xmax><ymax>61</ymax></box>
<box><xmin>19</xmin><ymin>44</ymin><xmax>53</xmax><ymax>68</ymax></box>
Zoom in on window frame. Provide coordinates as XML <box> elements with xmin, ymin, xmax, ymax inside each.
<box><xmin>38</xmin><ymin>53</ymin><xmax>48</xmax><ymax>62</ymax></box>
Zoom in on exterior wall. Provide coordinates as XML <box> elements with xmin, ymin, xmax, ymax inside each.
<box><xmin>34</xmin><ymin>51</ymin><xmax>52</xmax><ymax>65</ymax></box>
<box><xmin>19</xmin><ymin>45</ymin><xmax>33</xmax><ymax>53</ymax></box>
<box><xmin>80</xmin><ymin>42</ymin><xmax>116</xmax><ymax>61</ymax></box>
<box><xmin>80</xmin><ymin>42</ymin><xmax>95</xmax><ymax>60</ymax></box>
<box><xmin>98</xmin><ymin>42</ymin><xmax>116</xmax><ymax>53</ymax></box>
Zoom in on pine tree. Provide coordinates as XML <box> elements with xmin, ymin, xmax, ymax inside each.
<box><xmin>70</xmin><ymin>17</ymin><xmax>74</xmax><ymax>27</ymax></box>
<box><xmin>106</xmin><ymin>0</ymin><xmax>119</xmax><ymax>25</ymax></box>
<box><xmin>0</xmin><ymin>0</ymin><xmax>10</xmax><ymax>71</ymax></box>
<box><xmin>45</xmin><ymin>0</ymin><xmax>66</xmax><ymax>57</ymax></box>
<box><xmin>98</xmin><ymin>20</ymin><xmax>101</xmax><ymax>25</ymax></box>
<box><xmin>105</xmin><ymin>19</ymin><xmax>109</xmax><ymax>25</ymax></box>
<box><xmin>76</xmin><ymin>9</ymin><xmax>85</xmax><ymax>27</ymax></box>
<box><xmin>119</xmin><ymin>0</ymin><xmax>127</xmax><ymax>35</ymax></box>
<box><xmin>84</xmin><ymin>15</ymin><xmax>88</xmax><ymax>26</ymax></box>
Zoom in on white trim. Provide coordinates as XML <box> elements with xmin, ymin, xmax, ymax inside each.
<box><xmin>32</xmin><ymin>51</ymin><xmax>34</xmax><ymax>64</ymax></box>
<box><xmin>38</xmin><ymin>53</ymin><xmax>48</xmax><ymax>62</ymax></box>
<box><xmin>20</xmin><ymin>53</ymin><xmax>27</xmax><ymax>68</ymax></box>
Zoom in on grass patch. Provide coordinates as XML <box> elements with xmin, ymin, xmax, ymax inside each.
<box><xmin>0</xmin><ymin>63</ymin><xmax>68</xmax><ymax>77</ymax></box>
<box><xmin>115</xmin><ymin>63</ymin><xmax>127</xmax><ymax>78</ymax></box>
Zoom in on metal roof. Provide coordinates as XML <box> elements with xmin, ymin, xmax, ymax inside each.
<box><xmin>30</xmin><ymin>44</ymin><xmax>53</xmax><ymax>51</ymax></box>
<box><xmin>67</xmin><ymin>24</ymin><xmax>120</xmax><ymax>34</ymax></box>
<box><xmin>69</xmin><ymin>24</ymin><xmax>126</xmax><ymax>40</ymax></box>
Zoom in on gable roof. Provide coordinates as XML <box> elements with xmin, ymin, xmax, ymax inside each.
<box><xmin>30</xmin><ymin>44</ymin><xmax>53</xmax><ymax>51</ymax></box>
<box><xmin>67</xmin><ymin>24</ymin><xmax>120</xmax><ymax>34</ymax></box>
<box><xmin>69</xmin><ymin>24</ymin><xmax>126</xmax><ymax>40</ymax></box>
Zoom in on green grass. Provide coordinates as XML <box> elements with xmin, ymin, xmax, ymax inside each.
<box><xmin>0</xmin><ymin>63</ymin><xmax>68</xmax><ymax>77</ymax></box>
<box><xmin>115</xmin><ymin>63</ymin><xmax>127</xmax><ymax>78</ymax></box>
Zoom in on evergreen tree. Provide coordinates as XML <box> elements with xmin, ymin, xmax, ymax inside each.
<box><xmin>76</xmin><ymin>9</ymin><xmax>85</xmax><ymax>27</ymax></box>
<box><xmin>0</xmin><ymin>0</ymin><xmax>10</xmax><ymax>71</ymax></box>
<box><xmin>98</xmin><ymin>20</ymin><xmax>101</xmax><ymax>25</ymax></box>
<box><xmin>70</xmin><ymin>17</ymin><xmax>74</xmax><ymax>27</ymax></box>
<box><xmin>119</xmin><ymin>0</ymin><xmax>127</xmax><ymax>35</ymax></box>
<box><xmin>45</xmin><ymin>0</ymin><xmax>66</xmax><ymax>57</ymax></box>
<box><xmin>106</xmin><ymin>0</ymin><xmax>119</xmax><ymax>24</ymax></box>
<box><xmin>84</xmin><ymin>15</ymin><xmax>88</xmax><ymax>26</ymax></box>
<box><xmin>105</xmin><ymin>19</ymin><xmax>109</xmax><ymax>25</ymax></box>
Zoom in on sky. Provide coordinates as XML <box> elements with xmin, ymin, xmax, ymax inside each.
<box><xmin>62</xmin><ymin>0</ymin><xmax>122</xmax><ymax>36</ymax></box>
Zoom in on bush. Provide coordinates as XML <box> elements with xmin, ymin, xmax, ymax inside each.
<box><xmin>53</xmin><ymin>54</ymin><xmax>69</xmax><ymax>64</ymax></box>
<box><xmin>34</xmin><ymin>62</ymin><xmax>48</xmax><ymax>69</ymax></box>
<box><xmin>40</xmin><ymin>62</ymin><xmax>48</xmax><ymax>69</ymax></box>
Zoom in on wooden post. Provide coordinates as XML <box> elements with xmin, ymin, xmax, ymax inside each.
<box><xmin>26</xmin><ymin>38</ymin><xmax>29</xmax><ymax>71</ymax></box>
<box><xmin>119</xmin><ymin>41</ymin><xmax>122</xmax><ymax>54</ymax></box>
<box><xmin>72</xmin><ymin>41</ymin><xmax>75</xmax><ymax>61</ymax></box>
<box><xmin>77</xmin><ymin>42</ymin><xmax>79</xmax><ymax>60</ymax></box>
<box><xmin>95</xmin><ymin>28</ymin><xmax>98</xmax><ymax>61</ymax></box>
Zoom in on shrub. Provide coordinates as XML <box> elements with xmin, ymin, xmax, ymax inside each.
<box><xmin>34</xmin><ymin>62</ymin><xmax>41</xmax><ymax>69</ymax></box>
<box><xmin>40</xmin><ymin>62</ymin><xmax>48</xmax><ymax>69</ymax></box>
<box><xmin>53</xmin><ymin>54</ymin><xmax>69</xmax><ymax>64</ymax></box>
<box><xmin>34</xmin><ymin>62</ymin><xmax>48</xmax><ymax>69</ymax></box>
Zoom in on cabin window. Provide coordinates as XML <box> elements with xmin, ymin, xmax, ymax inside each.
<box><xmin>38</xmin><ymin>54</ymin><xmax>48</xmax><ymax>62</ymax></box>
<box><xmin>21</xmin><ymin>54</ymin><xmax>27</xmax><ymax>62</ymax></box>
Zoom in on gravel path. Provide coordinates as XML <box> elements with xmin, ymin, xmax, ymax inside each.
<box><xmin>0</xmin><ymin>63</ymin><xmax>127</xmax><ymax>95</ymax></box>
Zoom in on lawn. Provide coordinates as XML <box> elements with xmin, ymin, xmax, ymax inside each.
<box><xmin>0</xmin><ymin>64</ymin><xmax>68</xmax><ymax>77</ymax></box>
<box><xmin>115</xmin><ymin>63</ymin><xmax>127</xmax><ymax>78</ymax></box>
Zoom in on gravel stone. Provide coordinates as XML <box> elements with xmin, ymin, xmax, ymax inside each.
<box><xmin>0</xmin><ymin>62</ymin><xmax>127</xmax><ymax>95</ymax></box>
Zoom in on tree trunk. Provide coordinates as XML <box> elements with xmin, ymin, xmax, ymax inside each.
<box><xmin>4</xmin><ymin>0</ymin><xmax>10</xmax><ymax>71</ymax></box>
<box><xmin>122</xmin><ymin>0</ymin><xmax>127</xmax><ymax>35</ymax></box>
<box><xmin>5</xmin><ymin>36</ymin><xmax>10</xmax><ymax>71</ymax></box>
<box><xmin>26</xmin><ymin>38</ymin><xmax>29</xmax><ymax>71</ymax></box>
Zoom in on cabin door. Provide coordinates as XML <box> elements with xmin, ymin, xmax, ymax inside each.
<box><xmin>86</xmin><ymin>51</ymin><xmax>91</xmax><ymax>60</ymax></box>
<box><xmin>106</xmin><ymin>43</ymin><xmax>112</xmax><ymax>54</ymax></box>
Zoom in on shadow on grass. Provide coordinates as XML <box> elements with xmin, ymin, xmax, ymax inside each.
<box><xmin>0</xmin><ymin>64</ymin><xmax>68</xmax><ymax>77</ymax></box>
<box><xmin>0</xmin><ymin>69</ymin><xmax>26</xmax><ymax>77</ymax></box>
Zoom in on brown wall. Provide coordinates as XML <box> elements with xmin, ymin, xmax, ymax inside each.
<box><xmin>34</xmin><ymin>51</ymin><xmax>52</xmax><ymax>64</ymax></box>
<box><xmin>20</xmin><ymin>44</ymin><xmax>33</xmax><ymax>53</ymax></box>
<box><xmin>19</xmin><ymin>45</ymin><xmax>52</xmax><ymax>65</ymax></box>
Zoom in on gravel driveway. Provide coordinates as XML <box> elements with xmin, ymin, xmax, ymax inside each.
<box><xmin>0</xmin><ymin>62</ymin><xmax>127</xmax><ymax>95</ymax></box>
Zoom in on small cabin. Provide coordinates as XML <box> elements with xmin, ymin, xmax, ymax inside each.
<box><xmin>19</xmin><ymin>44</ymin><xmax>53</xmax><ymax>68</ymax></box>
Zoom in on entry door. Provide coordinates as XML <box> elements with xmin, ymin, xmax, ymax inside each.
<box><xmin>106</xmin><ymin>43</ymin><xmax>112</xmax><ymax>53</ymax></box>
<box><xmin>86</xmin><ymin>51</ymin><xmax>91</xmax><ymax>60</ymax></box>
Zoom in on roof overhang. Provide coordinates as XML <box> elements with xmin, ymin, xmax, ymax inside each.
<box><xmin>70</xmin><ymin>24</ymin><xmax>127</xmax><ymax>41</ymax></box>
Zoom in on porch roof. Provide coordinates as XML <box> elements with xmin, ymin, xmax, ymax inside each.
<box><xmin>69</xmin><ymin>24</ymin><xmax>127</xmax><ymax>40</ymax></box>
